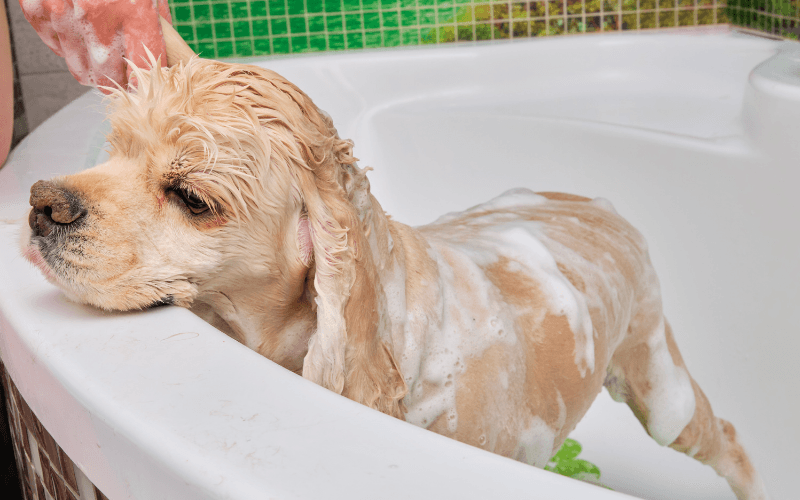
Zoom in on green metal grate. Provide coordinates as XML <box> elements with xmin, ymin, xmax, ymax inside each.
<box><xmin>726</xmin><ymin>0</ymin><xmax>800</xmax><ymax>39</ymax></box>
<box><xmin>169</xmin><ymin>0</ymin><xmax>732</xmax><ymax>58</ymax></box>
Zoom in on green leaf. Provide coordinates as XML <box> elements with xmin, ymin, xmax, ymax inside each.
<box><xmin>547</xmin><ymin>439</ymin><xmax>613</xmax><ymax>490</ymax></box>
<box><xmin>555</xmin><ymin>458</ymin><xmax>601</xmax><ymax>479</ymax></box>
<box><xmin>550</xmin><ymin>438</ymin><xmax>582</xmax><ymax>462</ymax></box>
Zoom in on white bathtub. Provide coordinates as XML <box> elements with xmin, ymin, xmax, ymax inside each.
<box><xmin>1</xmin><ymin>28</ymin><xmax>798</xmax><ymax>500</ymax></box>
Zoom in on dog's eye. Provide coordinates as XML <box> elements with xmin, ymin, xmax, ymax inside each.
<box><xmin>169</xmin><ymin>188</ymin><xmax>209</xmax><ymax>215</ymax></box>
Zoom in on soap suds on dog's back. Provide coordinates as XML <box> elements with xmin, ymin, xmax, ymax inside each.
<box><xmin>393</xmin><ymin>188</ymin><xmax>656</xmax><ymax>461</ymax></box>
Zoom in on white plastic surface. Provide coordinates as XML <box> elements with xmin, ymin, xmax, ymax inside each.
<box><xmin>743</xmin><ymin>41</ymin><xmax>800</xmax><ymax>159</ymax></box>
<box><xmin>1</xmin><ymin>30</ymin><xmax>798</xmax><ymax>500</ymax></box>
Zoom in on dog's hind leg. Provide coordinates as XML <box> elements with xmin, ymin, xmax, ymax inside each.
<box><xmin>606</xmin><ymin>307</ymin><xmax>769</xmax><ymax>500</ymax></box>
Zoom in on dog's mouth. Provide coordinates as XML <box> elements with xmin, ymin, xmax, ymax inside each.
<box><xmin>24</xmin><ymin>237</ymin><xmax>185</xmax><ymax>311</ymax></box>
<box><xmin>22</xmin><ymin>231</ymin><xmax>93</xmax><ymax>306</ymax></box>
<box><xmin>22</xmin><ymin>243</ymin><xmax>60</xmax><ymax>284</ymax></box>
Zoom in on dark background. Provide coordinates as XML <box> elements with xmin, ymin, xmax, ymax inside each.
<box><xmin>0</xmin><ymin>382</ymin><xmax>24</xmax><ymax>499</ymax></box>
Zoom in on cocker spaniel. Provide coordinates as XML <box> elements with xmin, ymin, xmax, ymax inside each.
<box><xmin>22</xmin><ymin>51</ymin><xmax>767</xmax><ymax>499</ymax></box>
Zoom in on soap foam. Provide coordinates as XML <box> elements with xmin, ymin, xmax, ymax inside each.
<box><xmin>642</xmin><ymin>318</ymin><xmax>696</xmax><ymax>446</ymax></box>
<box><xmin>401</xmin><ymin>244</ymin><xmax>516</xmax><ymax>430</ymax></box>
<box><xmin>513</xmin><ymin>416</ymin><xmax>558</xmax><ymax>467</ymax></box>
<box><xmin>482</xmin><ymin>223</ymin><xmax>596</xmax><ymax>376</ymax></box>
<box><xmin>397</xmin><ymin>188</ymin><xmax>655</xmax><ymax>456</ymax></box>
<box><xmin>432</xmin><ymin>188</ymin><xmax>547</xmax><ymax>225</ymax></box>
<box><xmin>29</xmin><ymin>0</ymin><xmax>129</xmax><ymax>86</ymax></box>
<box><xmin>590</xmin><ymin>196</ymin><xmax>618</xmax><ymax>214</ymax></box>
<box><xmin>20</xmin><ymin>0</ymin><xmax>44</xmax><ymax>16</ymax></box>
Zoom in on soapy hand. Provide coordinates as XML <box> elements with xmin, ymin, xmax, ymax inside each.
<box><xmin>19</xmin><ymin>0</ymin><xmax>172</xmax><ymax>90</ymax></box>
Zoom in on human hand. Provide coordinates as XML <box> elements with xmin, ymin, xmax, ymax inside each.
<box><xmin>19</xmin><ymin>0</ymin><xmax>173</xmax><ymax>91</ymax></box>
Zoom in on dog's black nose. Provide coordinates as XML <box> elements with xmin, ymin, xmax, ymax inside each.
<box><xmin>29</xmin><ymin>180</ymin><xmax>86</xmax><ymax>237</ymax></box>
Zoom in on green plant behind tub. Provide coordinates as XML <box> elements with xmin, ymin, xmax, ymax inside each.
<box><xmin>547</xmin><ymin>439</ymin><xmax>613</xmax><ymax>489</ymax></box>
<box><xmin>169</xmin><ymin>0</ymin><xmax>739</xmax><ymax>58</ymax></box>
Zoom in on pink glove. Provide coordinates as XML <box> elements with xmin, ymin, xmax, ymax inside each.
<box><xmin>20</xmin><ymin>0</ymin><xmax>172</xmax><ymax>91</ymax></box>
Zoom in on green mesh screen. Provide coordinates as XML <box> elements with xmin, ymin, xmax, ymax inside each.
<box><xmin>168</xmin><ymin>0</ymin><xmax>732</xmax><ymax>58</ymax></box>
<box><xmin>727</xmin><ymin>0</ymin><xmax>800</xmax><ymax>39</ymax></box>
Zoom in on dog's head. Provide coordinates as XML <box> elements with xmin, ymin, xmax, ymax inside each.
<box><xmin>23</xmin><ymin>58</ymin><xmax>405</xmax><ymax>416</ymax></box>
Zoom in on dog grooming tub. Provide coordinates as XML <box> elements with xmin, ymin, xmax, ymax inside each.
<box><xmin>1</xmin><ymin>29</ymin><xmax>799</xmax><ymax>499</ymax></box>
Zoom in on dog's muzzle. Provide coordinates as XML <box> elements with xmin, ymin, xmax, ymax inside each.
<box><xmin>28</xmin><ymin>180</ymin><xmax>87</xmax><ymax>237</ymax></box>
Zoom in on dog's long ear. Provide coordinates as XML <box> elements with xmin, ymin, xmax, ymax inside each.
<box><xmin>294</xmin><ymin>118</ymin><xmax>406</xmax><ymax>419</ymax></box>
<box><xmin>182</xmin><ymin>63</ymin><xmax>407</xmax><ymax>418</ymax></box>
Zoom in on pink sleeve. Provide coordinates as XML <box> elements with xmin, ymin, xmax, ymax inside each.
<box><xmin>0</xmin><ymin>0</ymin><xmax>13</xmax><ymax>167</ymax></box>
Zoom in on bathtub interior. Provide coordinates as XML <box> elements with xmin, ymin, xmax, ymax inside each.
<box><xmin>1</xmin><ymin>30</ymin><xmax>799</xmax><ymax>500</ymax></box>
<box><xmin>297</xmin><ymin>31</ymin><xmax>799</xmax><ymax>499</ymax></box>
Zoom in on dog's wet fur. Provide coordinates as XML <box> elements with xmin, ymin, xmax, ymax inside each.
<box><xmin>22</xmin><ymin>58</ymin><xmax>769</xmax><ymax>499</ymax></box>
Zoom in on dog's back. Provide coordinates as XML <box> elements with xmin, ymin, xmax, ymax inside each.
<box><xmin>386</xmin><ymin>188</ymin><xmax>766</xmax><ymax>498</ymax></box>
<box><xmin>388</xmin><ymin>188</ymin><xmax>650</xmax><ymax>465</ymax></box>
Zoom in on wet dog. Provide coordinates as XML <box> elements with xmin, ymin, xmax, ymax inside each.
<box><xmin>23</xmin><ymin>57</ymin><xmax>767</xmax><ymax>499</ymax></box>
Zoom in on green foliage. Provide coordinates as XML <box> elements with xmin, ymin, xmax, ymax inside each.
<box><xmin>177</xmin><ymin>0</ymin><xmax>799</xmax><ymax>57</ymax></box>
<box><xmin>545</xmin><ymin>438</ymin><xmax>613</xmax><ymax>490</ymax></box>
<box><xmin>727</xmin><ymin>0</ymin><xmax>800</xmax><ymax>38</ymax></box>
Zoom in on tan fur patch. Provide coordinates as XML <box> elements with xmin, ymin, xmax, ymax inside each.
<box><xmin>484</xmin><ymin>258</ymin><xmax>603</xmax><ymax>446</ymax></box>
